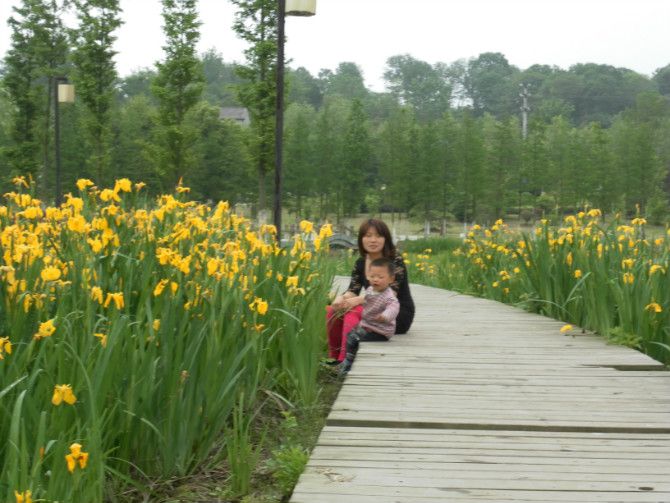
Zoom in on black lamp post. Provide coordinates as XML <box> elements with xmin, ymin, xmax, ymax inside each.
<box><xmin>54</xmin><ymin>77</ymin><xmax>75</xmax><ymax>206</ymax></box>
<box><xmin>274</xmin><ymin>0</ymin><xmax>315</xmax><ymax>243</ymax></box>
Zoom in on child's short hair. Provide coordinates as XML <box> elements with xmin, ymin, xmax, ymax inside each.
<box><xmin>370</xmin><ymin>257</ymin><xmax>395</xmax><ymax>276</ymax></box>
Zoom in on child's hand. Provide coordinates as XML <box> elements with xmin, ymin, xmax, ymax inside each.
<box><xmin>375</xmin><ymin>314</ymin><xmax>386</xmax><ymax>322</ymax></box>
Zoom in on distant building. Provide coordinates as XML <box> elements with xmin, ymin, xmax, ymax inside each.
<box><xmin>219</xmin><ymin>107</ymin><xmax>250</xmax><ymax>127</ymax></box>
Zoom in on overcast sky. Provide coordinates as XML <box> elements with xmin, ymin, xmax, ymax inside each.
<box><xmin>1</xmin><ymin>0</ymin><xmax>669</xmax><ymax>92</ymax></box>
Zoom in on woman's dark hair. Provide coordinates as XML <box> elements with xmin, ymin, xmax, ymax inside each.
<box><xmin>357</xmin><ymin>218</ymin><xmax>396</xmax><ymax>258</ymax></box>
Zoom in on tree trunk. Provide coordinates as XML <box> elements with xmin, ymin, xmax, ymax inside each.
<box><xmin>258</xmin><ymin>162</ymin><xmax>266</xmax><ymax>211</ymax></box>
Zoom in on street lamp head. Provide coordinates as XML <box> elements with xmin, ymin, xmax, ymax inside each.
<box><xmin>58</xmin><ymin>83</ymin><xmax>75</xmax><ymax>103</ymax></box>
<box><xmin>286</xmin><ymin>0</ymin><xmax>316</xmax><ymax>16</ymax></box>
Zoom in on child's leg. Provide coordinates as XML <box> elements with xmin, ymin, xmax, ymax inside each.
<box><xmin>341</xmin><ymin>329</ymin><xmax>388</xmax><ymax>374</ymax></box>
<box><xmin>336</xmin><ymin>306</ymin><xmax>363</xmax><ymax>361</ymax></box>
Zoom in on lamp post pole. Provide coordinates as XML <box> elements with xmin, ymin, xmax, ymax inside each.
<box><xmin>274</xmin><ymin>0</ymin><xmax>286</xmax><ymax>243</ymax></box>
<box><xmin>54</xmin><ymin>77</ymin><xmax>63</xmax><ymax>207</ymax></box>
<box><xmin>274</xmin><ymin>0</ymin><xmax>316</xmax><ymax>244</ymax></box>
<box><xmin>54</xmin><ymin>77</ymin><xmax>75</xmax><ymax>206</ymax></box>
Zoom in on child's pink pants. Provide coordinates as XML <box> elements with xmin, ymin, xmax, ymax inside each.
<box><xmin>326</xmin><ymin>305</ymin><xmax>363</xmax><ymax>361</ymax></box>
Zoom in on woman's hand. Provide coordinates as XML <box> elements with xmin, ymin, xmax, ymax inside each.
<box><xmin>330</xmin><ymin>295</ymin><xmax>346</xmax><ymax>310</ymax></box>
<box><xmin>341</xmin><ymin>296</ymin><xmax>364</xmax><ymax>310</ymax></box>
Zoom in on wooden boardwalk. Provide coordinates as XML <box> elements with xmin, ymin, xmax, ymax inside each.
<box><xmin>291</xmin><ymin>281</ymin><xmax>670</xmax><ymax>503</ymax></box>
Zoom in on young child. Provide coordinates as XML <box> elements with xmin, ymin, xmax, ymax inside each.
<box><xmin>340</xmin><ymin>257</ymin><xmax>400</xmax><ymax>375</ymax></box>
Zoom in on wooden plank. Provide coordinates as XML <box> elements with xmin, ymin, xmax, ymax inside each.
<box><xmin>290</xmin><ymin>280</ymin><xmax>670</xmax><ymax>502</ymax></box>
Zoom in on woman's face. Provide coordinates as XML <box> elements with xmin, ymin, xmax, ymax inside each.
<box><xmin>362</xmin><ymin>227</ymin><xmax>385</xmax><ymax>255</ymax></box>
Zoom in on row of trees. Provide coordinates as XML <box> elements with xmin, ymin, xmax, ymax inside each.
<box><xmin>1</xmin><ymin>0</ymin><xmax>670</xmax><ymax>229</ymax></box>
<box><xmin>283</xmin><ymin>90</ymin><xmax>670</xmax><ymax>228</ymax></box>
<box><xmin>1</xmin><ymin>0</ymin><xmax>209</xmax><ymax>196</ymax></box>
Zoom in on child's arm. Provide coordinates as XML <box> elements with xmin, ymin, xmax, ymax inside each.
<box><xmin>375</xmin><ymin>295</ymin><xmax>399</xmax><ymax>322</ymax></box>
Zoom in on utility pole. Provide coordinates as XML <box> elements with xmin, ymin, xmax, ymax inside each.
<box><xmin>519</xmin><ymin>83</ymin><xmax>530</xmax><ymax>140</ymax></box>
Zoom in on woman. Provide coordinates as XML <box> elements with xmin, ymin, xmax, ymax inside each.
<box><xmin>327</xmin><ymin>218</ymin><xmax>415</xmax><ymax>362</ymax></box>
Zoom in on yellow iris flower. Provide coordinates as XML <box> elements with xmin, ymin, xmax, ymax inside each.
<box><xmin>299</xmin><ymin>220</ymin><xmax>313</xmax><ymax>233</ymax></box>
<box><xmin>0</xmin><ymin>337</ymin><xmax>12</xmax><ymax>360</ymax></box>
<box><xmin>52</xmin><ymin>384</ymin><xmax>77</xmax><ymax>406</ymax></box>
<box><xmin>645</xmin><ymin>302</ymin><xmax>662</xmax><ymax>313</ymax></box>
<box><xmin>76</xmin><ymin>178</ymin><xmax>94</xmax><ymax>191</ymax></box>
<box><xmin>40</xmin><ymin>266</ymin><xmax>62</xmax><ymax>282</ymax></box>
<box><xmin>65</xmin><ymin>443</ymin><xmax>89</xmax><ymax>473</ymax></box>
<box><xmin>94</xmin><ymin>333</ymin><xmax>108</xmax><ymax>348</ymax></box>
<box><xmin>34</xmin><ymin>319</ymin><xmax>56</xmax><ymax>340</ymax></box>
<box><xmin>103</xmin><ymin>292</ymin><xmax>125</xmax><ymax>310</ymax></box>
<box><xmin>14</xmin><ymin>490</ymin><xmax>32</xmax><ymax>503</ymax></box>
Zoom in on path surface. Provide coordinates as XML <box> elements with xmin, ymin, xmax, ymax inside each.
<box><xmin>290</xmin><ymin>281</ymin><xmax>670</xmax><ymax>502</ymax></box>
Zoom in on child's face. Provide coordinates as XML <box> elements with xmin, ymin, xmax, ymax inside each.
<box><xmin>367</xmin><ymin>265</ymin><xmax>394</xmax><ymax>292</ymax></box>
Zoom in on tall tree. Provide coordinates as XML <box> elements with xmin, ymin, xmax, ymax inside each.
<box><xmin>436</xmin><ymin>111</ymin><xmax>460</xmax><ymax>233</ymax></box>
<box><xmin>321</xmin><ymin>62</ymin><xmax>368</xmax><ymax>101</ymax></box>
<box><xmin>311</xmin><ymin>96</ymin><xmax>349</xmax><ymax>221</ymax></box>
<box><xmin>383</xmin><ymin>54</ymin><xmax>451</xmax><ymax>122</ymax></box>
<box><xmin>231</xmin><ymin>0</ymin><xmax>278</xmax><ymax>213</ymax></box>
<box><xmin>71</xmin><ymin>0</ymin><xmax>122</xmax><ymax>184</ymax></box>
<box><xmin>286</xmin><ymin>66</ymin><xmax>322</xmax><ymax>108</ymax></box>
<box><xmin>111</xmin><ymin>95</ymin><xmax>159</xmax><ymax>188</ymax></box>
<box><xmin>118</xmin><ymin>68</ymin><xmax>157</xmax><ymax>100</ymax></box>
<box><xmin>188</xmin><ymin>102</ymin><xmax>254</xmax><ymax>203</ymax></box>
<box><xmin>283</xmin><ymin>102</ymin><xmax>316</xmax><ymax>216</ymax></box>
<box><xmin>580</xmin><ymin>123</ymin><xmax>617</xmax><ymax>213</ymax></box>
<box><xmin>378</xmin><ymin>106</ymin><xmax>414</xmax><ymax>223</ymax></box>
<box><xmin>653</xmin><ymin>64</ymin><xmax>670</xmax><ymax>96</ymax></box>
<box><xmin>464</xmin><ymin>52</ymin><xmax>519</xmax><ymax>118</ymax></box>
<box><xmin>340</xmin><ymin>99</ymin><xmax>371</xmax><ymax>216</ymax></box>
<box><xmin>414</xmin><ymin>121</ymin><xmax>443</xmax><ymax>235</ymax></box>
<box><xmin>482</xmin><ymin>115</ymin><xmax>521</xmax><ymax>219</ymax></box>
<box><xmin>610</xmin><ymin>92</ymin><xmax>669</xmax><ymax>214</ymax></box>
<box><xmin>457</xmin><ymin>110</ymin><xmax>485</xmax><ymax>222</ymax></box>
<box><xmin>544</xmin><ymin>116</ymin><xmax>579</xmax><ymax>213</ymax></box>
<box><xmin>201</xmin><ymin>48</ymin><xmax>244</xmax><ymax>106</ymax></box>
<box><xmin>3</xmin><ymin>0</ymin><xmax>69</xmax><ymax>188</ymax></box>
<box><xmin>152</xmin><ymin>0</ymin><xmax>204</xmax><ymax>187</ymax></box>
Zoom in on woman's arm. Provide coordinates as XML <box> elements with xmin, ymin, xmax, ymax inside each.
<box><xmin>331</xmin><ymin>290</ymin><xmax>365</xmax><ymax>310</ymax></box>
<box><xmin>391</xmin><ymin>255</ymin><xmax>408</xmax><ymax>295</ymax></box>
<box><xmin>331</xmin><ymin>258</ymin><xmax>366</xmax><ymax>309</ymax></box>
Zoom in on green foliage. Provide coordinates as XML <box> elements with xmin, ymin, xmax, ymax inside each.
<box><xmin>231</xmin><ymin>0</ymin><xmax>279</xmax><ymax>211</ymax></box>
<box><xmin>653</xmin><ymin>63</ymin><xmax>670</xmax><ymax>96</ymax></box>
<box><xmin>606</xmin><ymin>326</ymin><xmax>642</xmax><ymax>349</ymax></box>
<box><xmin>265</xmin><ymin>411</ymin><xmax>308</xmax><ymax>494</ymax></box>
<box><xmin>151</xmin><ymin>0</ymin><xmax>205</xmax><ymax>186</ymax></box>
<box><xmin>201</xmin><ymin>48</ymin><xmax>245</xmax><ymax>106</ymax></box>
<box><xmin>284</xmin><ymin>102</ymin><xmax>316</xmax><ymax>216</ymax></box>
<box><xmin>398</xmin><ymin>236</ymin><xmax>462</xmax><ymax>254</ymax></box>
<box><xmin>287</xmin><ymin>66</ymin><xmax>323</xmax><ymax>108</ymax></box>
<box><xmin>464</xmin><ymin>52</ymin><xmax>518</xmax><ymax>118</ymax></box>
<box><xmin>2</xmin><ymin>4</ymin><xmax>670</xmax><ymax>229</ymax></box>
<box><xmin>3</xmin><ymin>0</ymin><xmax>69</xmax><ymax>186</ymax></box>
<box><xmin>226</xmin><ymin>396</ymin><xmax>264</xmax><ymax>498</ymax></box>
<box><xmin>267</xmin><ymin>445</ymin><xmax>308</xmax><ymax>494</ymax></box>
<box><xmin>320</xmin><ymin>62</ymin><xmax>368</xmax><ymax>101</ymax></box>
<box><xmin>384</xmin><ymin>54</ymin><xmax>451</xmax><ymax>121</ymax></box>
<box><xmin>185</xmin><ymin>101</ymin><xmax>255</xmax><ymax>203</ymax></box>
<box><xmin>70</xmin><ymin>0</ymin><xmax>122</xmax><ymax>182</ymax></box>
<box><xmin>0</xmin><ymin>179</ymin><xmax>335</xmax><ymax>499</ymax></box>
<box><xmin>407</xmin><ymin>216</ymin><xmax>670</xmax><ymax>365</ymax></box>
<box><xmin>340</xmin><ymin>99</ymin><xmax>371</xmax><ymax>214</ymax></box>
